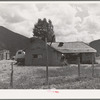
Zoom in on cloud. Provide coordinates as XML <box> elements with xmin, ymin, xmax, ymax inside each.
<box><xmin>0</xmin><ymin>4</ymin><xmax>25</xmax><ymax>23</ymax></box>
<box><xmin>37</xmin><ymin>3</ymin><xmax>81</xmax><ymax>42</ymax></box>
<box><xmin>0</xmin><ymin>3</ymin><xmax>39</xmax><ymax>37</ymax></box>
<box><xmin>72</xmin><ymin>3</ymin><xmax>100</xmax><ymax>42</ymax></box>
<box><xmin>81</xmin><ymin>15</ymin><xmax>100</xmax><ymax>33</ymax></box>
<box><xmin>78</xmin><ymin>12</ymin><xmax>100</xmax><ymax>42</ymax></box>
<box><xmin>0</xmin><ymin>2</ymin><xmax>100</xmax><ymax>43</ymax></box>
<box><xmin>6</xmin><ymin>21</ymin><xmax>34</xmax><ymax>37</ymax></box>
<box><xmin>0</xmin><ymin>3</ymin><xmax>80</xmax><ymax>38</ymax></box>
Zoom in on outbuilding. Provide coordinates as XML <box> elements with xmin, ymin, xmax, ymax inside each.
<box><xmin>0</xmin><ymin>49</ymin><xmax>10</xmax><ymax>60</ymax></box>
<box><xmin>25</xmin><ymin>37</ymin><xmax>96</xmax><ymax>66</ymax></box>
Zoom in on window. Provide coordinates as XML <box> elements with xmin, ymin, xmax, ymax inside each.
<box><xmin>33</xmin><ymin>54</ymin><xmax>38</xmax><ymax>58</ymax></box>
<box><xmin>58</xmin><ymin>42</ymin><xmax>64</xmax><ymax>47</ymax></box>
<box><xmin>18</xmin><ymin>51</ymin><xmax>22</xmax><ymax>54</ymax></box>
<box><xmin>33</xmin><ymin>54</ymin><xmax>42</xmax><ymax>59</ymax></box>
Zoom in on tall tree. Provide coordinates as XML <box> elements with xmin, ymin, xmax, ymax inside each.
<box><xmin>33</xmin><ymin>18</ymin><xmax>55</xmax><ymax>42</ymax></box>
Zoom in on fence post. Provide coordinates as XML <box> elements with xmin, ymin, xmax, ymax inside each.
<box><xmin>92</xmin><ymin>53</ymin><xmax>94</xmax><ymax>77</ymax></box>
<box><xmin>10</xmin><ymin>62</ymin><xmax>13</xmax><ymax>88</ymax></box>
<box><xmin>78</xmin><ymin>56</ymin><xmax>81</xmax><ymax>77</ymax></box>
<box><xmin>45</xmin><ymin>37</ymin><xmax>49</xmax><ymax>88</ymax></box>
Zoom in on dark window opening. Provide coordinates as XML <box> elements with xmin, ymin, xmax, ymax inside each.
<box><xmin>33</xmin><ymin>54</ymin><xmax>42</xmax><ymax>59</ymax></box>
<box><xmin>18</xmin><ymin>52</ymin><xmax>22</xmax><ymax>54</ymax></box>
<box><xmin>6</xmin><ymin>53</ymin><xmax>7</xmax><ymax>60</ymax></box>
<box><xmin>33</xmin><ymin>54</ymin><xmax>38</xmax><ymax>58</ymax></box>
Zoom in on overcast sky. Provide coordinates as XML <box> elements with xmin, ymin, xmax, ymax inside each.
<box><xmin>0</xmin><ymin>2</ymin><xmax>100</xmax><ymax>43</ymax></box>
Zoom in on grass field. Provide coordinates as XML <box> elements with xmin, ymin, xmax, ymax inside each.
<box><xmin>0</xmin><ymin>59</ymin><xmax>100</xmax><ymax>89</ymax></box>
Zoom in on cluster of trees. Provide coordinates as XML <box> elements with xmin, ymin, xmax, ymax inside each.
<box><xmin>33</xmin><ymin>18</ymin><xmax>55</xmax><ymax>42</ymax></box>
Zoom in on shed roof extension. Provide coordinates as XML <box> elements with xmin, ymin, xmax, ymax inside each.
<box><xmin>48</xmin><ymin>42</ymin><xmax>96</xmax><ymax>53</ymax></box>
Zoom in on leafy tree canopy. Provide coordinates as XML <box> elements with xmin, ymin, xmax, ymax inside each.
<box><xmin>33</xmin><ymin>18</ymin><xmax>55</xmax><ymax>42</ymax></box>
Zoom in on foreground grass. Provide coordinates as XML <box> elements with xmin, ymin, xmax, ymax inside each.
<box><xmin>0</xmin><ymin>60</ymin><xmax>100</xmax><ymax>89</ymax></box>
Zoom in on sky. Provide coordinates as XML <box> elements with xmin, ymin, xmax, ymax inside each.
<box><xmin>0</xmin><ymin>2</ymin><xmax>100</xmax><ymax>43</ymax></box>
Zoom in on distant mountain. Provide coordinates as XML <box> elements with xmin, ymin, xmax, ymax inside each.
<box><xmin>89</xmin><ymin>39</ymin><xmax>100</xmax><ymax>56</ymax></box>
<box><xmin>0</xmin><ymin>26</ymin><xmax>30</xmax><ymax>57</ymax></box>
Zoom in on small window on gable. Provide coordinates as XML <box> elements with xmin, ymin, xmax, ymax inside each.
<box><xmin>33</xmin><ymin>54</ymin><xmax>42</xmax><ymax>59</ymax></box>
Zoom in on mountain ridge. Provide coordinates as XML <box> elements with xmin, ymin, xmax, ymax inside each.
<box><xmin>0</xmin><ymin>26</ymin><xmax>30</xmax><ymax>57</ymax></box>
<box><xmin>89</xmin><ymin>39</ymin><xmax>100</xmax><ymax>56</ymax></box>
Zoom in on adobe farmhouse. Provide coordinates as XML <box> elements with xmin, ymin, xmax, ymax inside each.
<box><xmin>25</xmin><ymin>37</ymin><xmax>96</xmax><ymax>66</ymax></box>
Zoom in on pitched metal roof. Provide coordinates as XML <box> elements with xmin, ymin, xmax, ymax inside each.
<box><xmin>48</xmin><ymin>42</ymin><xmax>96</xmax><ymax>53</ymax></box>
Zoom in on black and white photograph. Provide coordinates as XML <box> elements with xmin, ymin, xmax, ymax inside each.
<box><xmin>0</xmin><ymin>1</ymin><xmax>100</xmax><ymax>93</ymax></box>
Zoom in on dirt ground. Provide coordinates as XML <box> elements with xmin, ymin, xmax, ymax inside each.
<box><xmin>0</xmin><ymin>59</ymin><xmax>100</xmax><ymax>89</ymax></box>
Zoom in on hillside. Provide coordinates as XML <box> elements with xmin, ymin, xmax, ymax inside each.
<box><xmin>0</xmin><ymin>26</ymin><xmax>30</xmax><ymax>57</ymax></box>
<box><xmin>89</xmin><ymin>39</ymin><xmax>100</xmax><ymax>56</ymax></box>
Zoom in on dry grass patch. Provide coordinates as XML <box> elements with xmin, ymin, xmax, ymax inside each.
<box><xmin>0</xmin><ymin>60</ymin><xmax>100</xmax><ymax>89</ymax></box>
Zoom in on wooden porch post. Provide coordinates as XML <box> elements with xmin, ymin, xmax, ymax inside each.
<box><xmin>78</xmin><ymin>56</ymin><xmax>81</xmax><ymax>77</ymax></box>
<box><xmin>92</xmin><ymin>53</ymin><xmax>94</xmax><ymax>77</ymax></box>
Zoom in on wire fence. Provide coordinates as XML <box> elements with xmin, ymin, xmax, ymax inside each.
<box><xmin>0</xmin><ymin>61</ymin><xmax>100</xmax><ymax>89</ymax></box>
